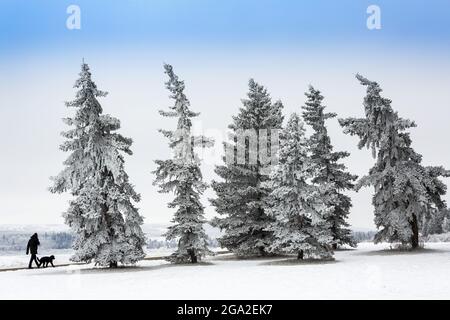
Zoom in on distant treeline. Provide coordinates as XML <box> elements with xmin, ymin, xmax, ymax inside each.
<box><xmin>351</xmin><ymin>231</ymin><xmax>377</xmax><ymax>243</ymax></box>
<box><xmin>3</xmin><ymin>228</ymin><xmax>445</xmax><ymax>253</ymax></box>
<box><xmin>0</xmin><ymin>231</ymin><xmax>219</xmax><ymax>252</ymax></box>
<box><xmin>0</xmin><ymin>232</ymin><xmax>74</xmax><ymax>252</ymax></box>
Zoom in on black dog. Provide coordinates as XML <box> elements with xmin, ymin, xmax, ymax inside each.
<box><xmin>38</xmin><ymin>255</ymin><xmax>55</xmax><ymax>268</ymax></box>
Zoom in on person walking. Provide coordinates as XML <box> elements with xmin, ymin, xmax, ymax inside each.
<box><xmin>26</xmin><ymin>233</ymin><xmax>40</xmax><ymax>269</ymax></box>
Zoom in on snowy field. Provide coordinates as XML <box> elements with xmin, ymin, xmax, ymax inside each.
<box><xmin>0</xmin><ymin>242</ymin><xmax>449</xmax><ymax>300</ymax></box>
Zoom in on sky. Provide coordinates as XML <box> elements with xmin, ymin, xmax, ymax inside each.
<box><xmin>1</xmin><ymin>1</ymin><xmax>450</xmax><ymax>228</ymax></box>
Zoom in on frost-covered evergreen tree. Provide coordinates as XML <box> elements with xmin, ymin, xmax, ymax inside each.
<box><xmin>211</xmin><ymin>79</ymin><xmax>284</xmax><ymax>256</ymax></box>
<box><xmin>50</xmin><ymin>61</ymin><xmax>146</xmax><ymax>267</ymax></box>
<box><xmin>265</xmin><ymin>113</ymin><xmax>334</xmax><ymax>259</ymax></box>
<box><xmin>339</xmin><ymin>74</ymin><xmax>449</xmax><ymax>249</ymax></box>
<box><xmin>153</xmin><ymin>64</ymin><xmax>213</xmax><ymax>263</ymax></box>
<box><xmin>302</xmin><ymin>86</ymin><xmax>357</xmax><ymax>249</ymax></box>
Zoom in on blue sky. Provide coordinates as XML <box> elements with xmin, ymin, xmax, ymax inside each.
<box><xmin>1</xmin><ymin>1</ymin><xmax>450</xmax><ymax>226</ymax></box>
<box><xmin>1</xmin><ymin>0</ymin><xmax>450</xmax><ymax>56</ymax></box>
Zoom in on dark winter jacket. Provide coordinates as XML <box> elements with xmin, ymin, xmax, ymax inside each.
<box><xmin>26</xmin><ymin>233</ymin><xmax>40</xmax><ymax>255</ymax></box>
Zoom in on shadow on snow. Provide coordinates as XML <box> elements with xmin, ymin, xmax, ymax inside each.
<box><xmin>355</xmin><ymin>247</ymin><xmax>448</xmax><ymax>256</ymax></box>
<box><xmin>28</xmin><ymin>261</ymin><xmax>215</xmax><ymax>276</ymax></box>
<box><xmin>260</xmin><ymin>258</ymin><xmax>337</xmax><ymax>266</ymax></box>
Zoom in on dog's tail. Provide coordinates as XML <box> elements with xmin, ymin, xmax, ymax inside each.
<box><xmin>36</xmin><ymin>256</ymin><xmax>40</xmax><ymax>263</ymax></box>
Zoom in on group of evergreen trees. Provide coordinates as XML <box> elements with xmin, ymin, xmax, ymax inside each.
<box><xmin>51</xmin><ymin>62</ymin><xmax>449</xmax><ymax>267</ymax></box>
<box><xmin>212</xmin><ymin>83</ymin><xmax>356</xmax><ymax>260</ymax></box>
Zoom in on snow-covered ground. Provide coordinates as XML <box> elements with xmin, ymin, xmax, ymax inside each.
<box><xmin>0</xmin><ymin>242</ymin><xmax>449</xmax><ymax>299</ymax></box>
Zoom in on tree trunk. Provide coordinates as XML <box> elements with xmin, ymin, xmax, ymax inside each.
<box><xmin>411</xmin><ymin>214</ymin><xmax>419</xmax><ymax>249</ymax></box>
<box><xmin>258</xmin><ymin>246</ymin><xmax>266</xmax><ymax>257</ymax></box>
<box><xmin>188</xmin><ymin>249</ymin><xmax>198</xmax><ymax>264</ymax></box>
<box><xmin>297</xmin><ymin>250</ymin><xmax>304</xmax><ymax>260</ymax></box>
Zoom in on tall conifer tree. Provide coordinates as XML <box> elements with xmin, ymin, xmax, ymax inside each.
<box><xmin>265</xmin><ymin>113</ymin><xmax>334</xmax><ymax>259</ymax></box>
<box><xmin>153</xmin><ymin>64</ymin><xmax>213</xmax><ymax>263</ymax></box>
<box><xmin>211</xmin><ymin>79</ymin><xmax>284</xmax><ymax>256</ymax></box>
<box><xmin>339</xmin><ymin>74</ymin><xmax>449</xmax><ymax>248</ymax></box>
<box><xmin>51</xmin><ymin>61</ymin><xmax>146</xmax><ymax>267</ymax></box>
<box><xmin>302</xmin><ymin>86</ymin><xmax>357</xmax><ymax>249</ymax></box>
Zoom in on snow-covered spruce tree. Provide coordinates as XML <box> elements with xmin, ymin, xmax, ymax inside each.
<box><xmin>265</xmin><ymin>113</ymin><xmax>334</xmax><ymax>260</ymax></box>
<box><xmin>153</xmin><ymin>64</ymin><xmax>213</xmax><ymax>264</ymax></box>
<box><xmin>210</xmin><ymin>79</ymin><xmax>284</xmax><ymax>256</ymax></box>
<box><xmin>339</xmin><ymin>74</ymin><xmax>449</xmax><ymax>249</ymax></box>
<box><xmin>301</xmin><ymin>86</ymin><xmax>357</xmax><ymax>249</ymax></box>
<box><xmin>50</xmin><ymin>62</ymin><xmax>146</xmax><ymax>267</ymax></box>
